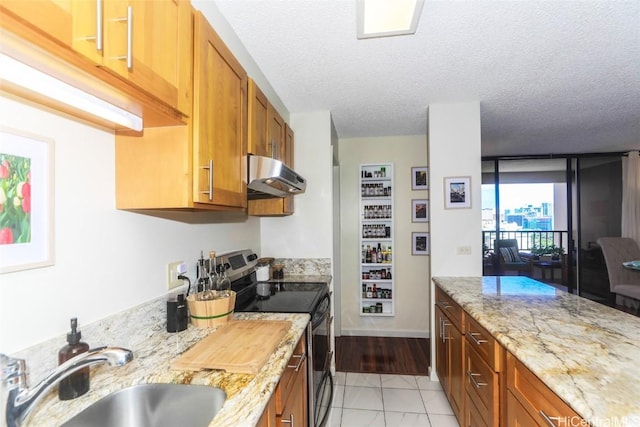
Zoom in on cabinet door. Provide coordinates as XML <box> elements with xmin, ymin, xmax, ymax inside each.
<box><xmin>278</xmin><ymin>357</ymin><xmax>307</xmax><ymax>427</ymax></box>
<box><xmin>192</xmin><ymin>12</ymin><xmax>247</xmax><ymax>208</ymax></box>
<box><xmin>267</xmin><ymin>103</ymin><xmax>285</xmax><ymax>160</ymax></box>
<box><xmin>449</xmin><ymin>318</ymin><xmax>464</xmax><ymax>423</ymax></box>
<box><xmin>102</xmin><ymin>0</ymin><xmax>192</xmax><ymax>115</ymax></box>
<box><xmin>435</xmin><ymin>306</ymin><xmax>450</xmax><ymax>396</ymax></box>
<box><xmin>248</xmin><ymin>79</ymin><xmax>269</xmax><ymax>157</ymax></box>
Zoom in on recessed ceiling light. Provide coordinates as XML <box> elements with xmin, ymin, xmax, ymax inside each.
<box><xmin>356</xmin><ymin>0</ymin><xmax>424</xmax><ymax>39</ymax></box>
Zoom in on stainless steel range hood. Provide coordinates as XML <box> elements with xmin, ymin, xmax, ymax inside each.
<box><xmin>247</xmin><ymin>155</ymin><xmax>306</xmax><ymax>199</ymax></box>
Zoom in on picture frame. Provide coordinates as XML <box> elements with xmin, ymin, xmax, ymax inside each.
<box><xmin>411</xmin><ymin>166</ymin><xmax>428</xmax><ymax>190</ymax></box>
<box><xmin>411</xmin><ymin>199</ymin><xmax>429</xmax><ymax>222</ymax></box>
<box><xmin>0</xmin><ymin>127</ymin><xmax>55</xmax><ymax>273</ymax></box>
<box><xmin>444</xmin><ymin>176</ymin><xmax>471</xmax><ymax>209</ymax></box>
<box><xmin>412</xmin><ymin>232</ymin><xmax>430</xmax><ymax>255</ymax></box>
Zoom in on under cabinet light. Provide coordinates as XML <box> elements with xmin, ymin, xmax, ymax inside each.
<box><xmin>0</xmin><ymin>53</ymin><xmax>143</xmax><ymax>131</ymax></box>
<box><xmin>356</xmin><ymin>0</ymin><xmax>424</xmax><ymax>39</ymax></box>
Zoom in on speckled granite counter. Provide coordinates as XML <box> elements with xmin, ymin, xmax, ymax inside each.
<box><xmin>433</xmin><ymin>276</ymin><xmax>640</xmax><ymax>427</ymax></box>
<box><xmin>25</xmin><ymin>312</ymin><xmax>310</xmax><ymax>427</ymax></box>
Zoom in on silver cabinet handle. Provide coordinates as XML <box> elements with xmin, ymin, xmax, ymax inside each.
<box><xmin>78</xmin><ymin>0</ymin><xmax>103</xmax><ymax>51</ymax></box>
<box><xmin>466</xmin><ymin>371</ymin><xmax>487</xmax><ymax>388</ymax></box>
<box><xmin>441</xmin><ymin>320</ymin><xmax>451</xmax><ymax>342</ymax></box>
<box><xmin>281</xmin><ymin>413</ymin><xmax>294</xmax><ymax>425</ymax></box>
<box><xmin>538</xmin><ymin>409</ymin><xmax>561</xmax><ymax>427</ymax></box>
<box><xmin>437</xmin><ymin>301</ymin><xmax>452</xmax><ymax>310</ymax></box>
<box><xmin>468</xmin><ymin>332</ymin><xmax>488</xmax><ymax>345</ymax></box>
<box><xmin>112</xmin><ymin>6</ymin><xmax>133</xmax><ymax>69</ymax></box>
<box><xmin>200</xmin><ymin>160</ymin><xmax>213</xmax><ymax>201</ymax></box>
<box><xmin>287</xmin><ymin>352</ymin><xmax>306</xmax><ymax>372</ymax></box>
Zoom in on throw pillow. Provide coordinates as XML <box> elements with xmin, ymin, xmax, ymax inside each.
<box><xmin>500</xmin><ymin>246</ymin><xmax>522</xmax><ymax>263</ymax></box>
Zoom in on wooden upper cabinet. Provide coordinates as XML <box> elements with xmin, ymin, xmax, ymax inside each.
<box><xmin>248</xmin><ymin>79</ymin><xmax>269</xmax><ymax>157</ymax></box>
<box><xmin>247</xmin><ymin>81</ymin><xmax>295</xmax><ymax>217</ymax></box>
<box><xmin>267</xmin><ymin>103</ymin><xmax>285</xmax><ymax>160</ymax></box>
<box><xmin>114</xmin><ymin>9</ymin><xmax>247</xmax><ymax>212</ymax></box>
<box><xmin>82</xmin><ymin>0</ymin><xmax>192</xmax><ymax>116</ymax></box>
<box><xmin>1</xmin><ymin>0</ymin><xmax>192</xmax><ymax>117</ymax></box>
<box><xmin>192</xmin><ymin>10</ymin><xmax>247</xmax><ymax>208</ymax></box>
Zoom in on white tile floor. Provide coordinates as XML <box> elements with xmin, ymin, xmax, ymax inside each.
<box><xmin>326</xmin><ymin>372</ymin><xmax>459</xmax><ymax>427</ymax></box>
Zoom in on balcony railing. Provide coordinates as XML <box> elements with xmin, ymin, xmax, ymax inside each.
<box><xmin>483</xmin><ymin>230</ymin><xmax>569</xmax><ymax>253</ymax></box>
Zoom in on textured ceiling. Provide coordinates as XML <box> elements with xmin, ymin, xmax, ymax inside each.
<box><xmin>213</xmin><ymin>0</ymin><xmax>640</xmax><ymax>157</ymax></box>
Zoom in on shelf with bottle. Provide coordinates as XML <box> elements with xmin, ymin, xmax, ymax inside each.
<box><xmin>359</xmin><ymin>163</ymin><xmax>394</xmax><ymax>317</ymax></box>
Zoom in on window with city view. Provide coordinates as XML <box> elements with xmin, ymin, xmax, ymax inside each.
<box><xmin>482</xmin><ymin>183</ymin><xmax>555</xmax><ymax>232</ymax></box>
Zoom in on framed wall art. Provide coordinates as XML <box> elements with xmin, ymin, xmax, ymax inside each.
<box><xmin>411</xmin><ymin>166</ymin><xmax>428</xmax><ymax>190</ymax></box>
<box><xmin>0</xmin><ymin>127</ymin><xmax>55</xmax><ymax>273</ymax></box>
<box><xmin>412</xmin><ymin>232</ymin><xmax>430</xmax><ymax>255</ymax></box>
<box><xmin>411</xmin><ymin>199</ymin><xmax>429</xmax><ymax>222</ymax></box>
<box><xmin>444</xmin><ymin>176</ymin><xmax>471</xmax><ymax>209</ymax></box>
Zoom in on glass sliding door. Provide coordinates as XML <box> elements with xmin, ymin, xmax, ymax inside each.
<box><xmin>576</xmin><ymin>156</ymin><xmax>623</xmax><ymax>304</ymax></box>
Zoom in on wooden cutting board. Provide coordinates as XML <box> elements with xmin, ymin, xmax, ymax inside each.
<box><xmin>171</xmin><ymin>320</ymin><xmax>292</xmax><ymax>374</ymax></box>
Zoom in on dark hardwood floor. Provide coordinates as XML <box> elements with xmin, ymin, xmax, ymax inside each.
<box><xmin>335</xmin><ymin>336</ymin><xmax>430</xmax><ymax>376</ymax></box>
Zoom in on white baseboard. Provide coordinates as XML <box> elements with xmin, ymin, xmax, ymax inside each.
<box><xmin>339</xmin><ymin>329</ymin><xmax>430</xmax><ymax>339</ymax></box>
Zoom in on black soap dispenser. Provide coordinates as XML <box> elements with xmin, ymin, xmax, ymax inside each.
<box><xmin>58</xmin><ymin>317</ymin><xmax>90</xmax><ymax>400</ymax></box>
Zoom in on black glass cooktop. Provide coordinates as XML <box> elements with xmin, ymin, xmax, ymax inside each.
<box><xmin>234</xmin><ymin>282</ymin><xmax>328</xmax><ymax>315</ymax></box>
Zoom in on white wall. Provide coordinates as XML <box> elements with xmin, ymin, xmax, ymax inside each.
<box><xmin>339</xmin><ymin>136</ymin><xmax>430</xmax><ymax>337</ymax></box>
<box><xmin>0</xmin><ymin>96</ymin><xmax>261</xmax><ymax>354</ymax></box>
<box><xmin>428</xmin><ymin>102</ymin><xmax>482</xmax><ymax>379</ymax></box>
<box><xmin>260</xmin><ymin>111</ymin><xmax>334</xmax><ymax>259</ymax></box>
<box><xmin>428</xmin><ymin>103</ymin><xmax>482</xmax><ymax>278</ymax></box>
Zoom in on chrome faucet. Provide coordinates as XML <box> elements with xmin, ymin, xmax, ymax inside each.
<box><xmin>1</xmin><ymin>346</ymin><xmax>133</xmax><ymax>427</ymax></box>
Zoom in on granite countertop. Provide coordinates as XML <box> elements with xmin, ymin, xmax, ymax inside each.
<box><xmin>25</xmin><ymin>312</ymin><xmax>310</xmax><ymax>427</ymax></box>
<box><xmin>433</xmin><ymin>276</ymin><xmax>640</xmax><ymax>427</ymax></box>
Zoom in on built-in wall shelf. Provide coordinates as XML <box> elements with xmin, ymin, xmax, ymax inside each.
<box><xmin>359</xmin><ymin>163</ymin><xmax>394</xmax><ymax>316</ymax></box>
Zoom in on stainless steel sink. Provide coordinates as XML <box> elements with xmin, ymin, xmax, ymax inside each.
<box><xmin>60</xmin><ymin>383</ymin><xmax>226</xmax><ymax>427</ymax></box>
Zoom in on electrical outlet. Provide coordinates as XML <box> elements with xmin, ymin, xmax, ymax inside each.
<box><xmin>457</xmin><ymin>246</ymin><xmax>472</xmax><ymax>255</ymax></box>
<box><xmin>167</xmin><ymin>261</ymin><xmax>185</xmax><ymax>290</ymax></box>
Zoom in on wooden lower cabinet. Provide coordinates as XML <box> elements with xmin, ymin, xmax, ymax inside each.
<box><xmin>276</xmin><ymin>334</ymin><xmax>307</xmax><ymax>427</ymax></box>
<box><xmin>435</xmin><ymin>285</ymin><xmax>584</xmax><ymax>427</ymax></box>
<box><xmin>506</xmin><ymin>352</ymin><xmax>584</xmax><ymax>427</ymax></box>
<box><xmin>257</xmin><ymin>333</ymin><xmax>307</xmax><ymax>427</ymax></box>
<box><xmin>435</xmin><ymin>294</ymin><xmax>465</xmax><ymax>424</ymax></box>
<box><xmin>257</xmin><ymin>395</ymin><xmax>277</xmax><ymax>427</ymax></box>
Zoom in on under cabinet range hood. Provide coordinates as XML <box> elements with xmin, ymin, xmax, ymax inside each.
<box><xmin>247</xmin><ymin>155</ymin><xmax>306</xmax><ymax>199</ymax></box>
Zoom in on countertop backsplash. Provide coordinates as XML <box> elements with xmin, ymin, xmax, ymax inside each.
<box><xmin>10</xmin><ymin>284</ymin><xmax>191</xmax><ymax>386</ymax></box>
<box><xmin>12</xmin><ymin>259</ymin><xmax>331</xmax><ymax>384</ymax></box>
<box><xmin>273</xmin><ymin>258</ymin><xmax>331</xmax><ymax>276</ymax></box>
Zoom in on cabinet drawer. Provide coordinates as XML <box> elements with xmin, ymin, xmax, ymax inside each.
<box><xmin>465</xmin><ymin>345</ymin><xmax>499</xmax><ymax>427</ymax></box>
<box><xmin>435</xmin><ymin>286</ymin><xmax>464</xmax><ymax>331</ymax></box>
<box><xmin>465</xmin><ymin>315</ymin><xmax>501</xmax><ymax>371</ymax></box>
<box><xmin>465</xmin><ymin>395</ymin><xmax>490</xmax><ymax>427</ymax></box>
<box><xmin>506</xmin><ymin>352</ymin><xmax>583</xmax><ymax>427</ymax></box>
<box><xmin>275</xmin><ymin>334</ymin><xmax>307</xmax><ymax>415</ymax></box>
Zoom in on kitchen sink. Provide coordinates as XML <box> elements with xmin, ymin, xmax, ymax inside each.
<box><xmin>60</xmin><ymin>383</ymin><xmax>226</xmax><ymax>427</ymax></box>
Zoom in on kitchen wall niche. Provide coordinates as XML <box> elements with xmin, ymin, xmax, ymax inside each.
<box><xmin>359</xmin><ymin>163</ymin><xmax>394</xmax><ymax>316</ymax></box>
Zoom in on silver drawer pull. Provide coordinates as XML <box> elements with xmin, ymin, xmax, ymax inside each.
<box><xmin>466</xmin><ymin>371</ymin><xmax>487</xmax><ymax>388</ymax></box>
<box><xmin>281</xmin><ymin>413</ymin><xmax>294</xmax><ymax>425</ymax></box>
<box><xmin>538</xmin><ymin>409</ymin><xmax>561</xmax><ymax>427</ymax></box>
<box><xmin>287</xmin><ymin>352</ymin><xmax>306</xmax><ymax>372</ymax></box>
<box><xmin>438</xmin><ymin>301</ymin><xmax>452</xmax><ymax>310</ymax></box>
<box><xmin>468</xmin><ymin>332</ymin><xmax>488</xmax><ymax>345</ymax></box>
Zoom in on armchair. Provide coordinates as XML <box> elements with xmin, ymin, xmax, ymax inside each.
<box><xmin>494</xmin><ymin>239</ymin><xmax>531</xmax><ymax>276</ymax></box>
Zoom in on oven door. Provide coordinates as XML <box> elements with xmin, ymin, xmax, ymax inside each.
<box><xmin>311</xmin><ymin>301</ymin><xmax>333</xmax><ymax>427</ymax></box>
